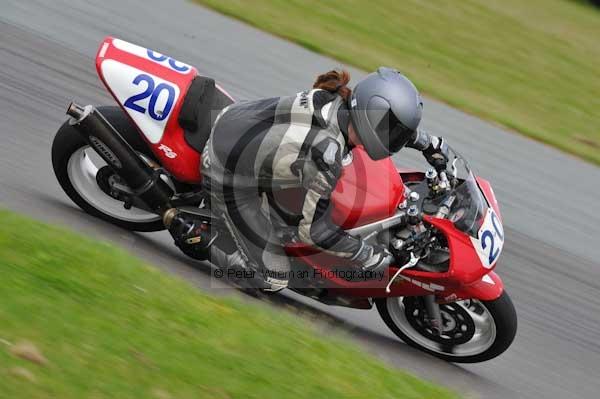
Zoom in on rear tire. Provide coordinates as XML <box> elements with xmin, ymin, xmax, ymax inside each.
<box><xmin>375</xmin><ymin>291</ymin><xmax>517</xmax><ymax>363</ymax></box>
<box><xmin>51</xmin><ymin>106</ymin><xmax>165</xmax><ymax>232</ymax></box>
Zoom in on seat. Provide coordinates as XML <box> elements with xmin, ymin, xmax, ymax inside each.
<box><xmin>178</xmin><ymin>75</ymin><xmax>234</xmax><ymax>153</ymax></box>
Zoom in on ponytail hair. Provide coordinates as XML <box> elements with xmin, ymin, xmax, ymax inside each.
<box><xmin>313</xmin><ymin>69</ymin><xmax>352</xmax><ymax>101</ymax></box>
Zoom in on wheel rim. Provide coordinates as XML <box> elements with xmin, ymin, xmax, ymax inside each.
<box><xmin>386</xmin><ymin>296</ymin><xmax>497</xmax><ymax>357</ymax></box>
<box><xmin>67</xmin><ymin>146</ymin><xmax>161</xmax><ymax>223</ymax></box>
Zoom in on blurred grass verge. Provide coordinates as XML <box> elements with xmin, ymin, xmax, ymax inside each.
<box><xmin>0</xmin><ymin>209</ymin><xmax>458</xmax><ymax>399</ymax></box>
<box><xmin>196</xmin><ymin>0</ymin><xmax>600</xmax><ymax>165</ymax></box>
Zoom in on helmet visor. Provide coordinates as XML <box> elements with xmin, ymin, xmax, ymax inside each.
<box><xmin>374</xmin><ymin>109</ymin><xmax>414</xmax><ymax>154</ymax></box>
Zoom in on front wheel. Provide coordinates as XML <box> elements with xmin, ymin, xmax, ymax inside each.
<box><xmin>51</xmin><ymin>106</ymin><xmax>165</xmax><ymax>232</ymax></box>
<box><xmin>375</xmin><ymin>291</ymin><xmax>517</xmax><ymax>363</ymax></box>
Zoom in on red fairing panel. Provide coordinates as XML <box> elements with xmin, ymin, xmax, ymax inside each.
<box><xmin>285</xmin><ymin>240</ymin><xmax>504</xmax><ymax>301</ymax></box>
<box><xmin>371</xmin><ymin>214</ymin><xmax>505</xmax><ymax>300</ymax></box>
<box><xmin>452</xmin><ymin>271</ymin><xmax>504</xmax><ymax>301</ymax></box>
<box><xmin>95</xmin><ymin>37</ymin><xmax>203</xmax><ymax>183</ymax></box>
<box><xmin>426</xmin><ymin>218</ymin><xmax>493</xmax><ymax>284</ymax></box>
<box><xmin>287</xmin><ymin>156</ymin><xmax>505</xmax><ymax>302</ymax></box>
<box><xmin>331</xmin><ymin>147</ymin><xmax>405</xmax><ymax>228</ymax></box>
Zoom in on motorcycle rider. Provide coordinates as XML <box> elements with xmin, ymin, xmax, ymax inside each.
<box><xmin>169</xmin><ymin>67</ymin><xmax>448</xmax><ymax>291</ymax></box>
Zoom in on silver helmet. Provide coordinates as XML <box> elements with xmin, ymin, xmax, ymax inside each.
<box><xmin>349</xmin><ymin>67</ymin><xmax>423</xmax><ymax>160</ymax></box>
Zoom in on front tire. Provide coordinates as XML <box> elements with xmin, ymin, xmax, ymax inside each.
<box><xmin>375</xmin><ymin>291</ymin><xmax>517</xmax><ymax>363</ymax></box>
<box><xmin>51</xmin><ymin>106</ymin><xmax>165</xmax><ymax>232</ymax></box>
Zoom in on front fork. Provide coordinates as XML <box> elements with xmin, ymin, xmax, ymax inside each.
<box><xmin>424</xmin><ymin>295</ymin><xmax>444</xmax><ymax>335</ymax></box>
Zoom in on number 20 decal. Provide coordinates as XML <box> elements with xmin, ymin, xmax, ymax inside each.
<box><xmin>480</xmin><ymin>211</ymin><xmax>504</xmax><ymax>265</ymax></box>
<box><xmin>123</xmin><ymin>74</ymin><xmax>175</xmax><ymax>121</ymax></box>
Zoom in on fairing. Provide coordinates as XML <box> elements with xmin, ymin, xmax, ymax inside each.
<box><xmin>288</xmin><ymin>147</ymin><xmax>505</xmax><ymax>303</ymax></box>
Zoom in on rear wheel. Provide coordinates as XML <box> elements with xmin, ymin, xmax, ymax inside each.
<box><xmin>375</xmin><ymin>291</ymin><xmax>517</xmax><ymax>363</ymax></box>
<box><xmin>51</xmin><ymin>106</ymin><xmax>165</xmax><ymax>232</ymax></box>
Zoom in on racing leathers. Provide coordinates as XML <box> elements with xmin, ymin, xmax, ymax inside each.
<box><xmin>187</xmin><ymin>89</ymin><xmax>444</xmax><ymax>289</ymax></box>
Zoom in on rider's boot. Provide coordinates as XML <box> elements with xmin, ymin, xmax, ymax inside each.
<box><xmin>209</xmin><ymin>246</ymin><xmax>277</xmax><ymax>291</ymax></box>
<box><xmin>166</xmin><ymin>210</ymin><xmax>213</xmax><ymax>260</ymax></box>
<box><xmin>259</xmin><ymin>241</ymin><xmax>289</xmax><ymax>292</ymax></box>
<box><xmin>167</xmin><ymin>210</ymin><xmax>287</xmax><ymax>292</ymax></box>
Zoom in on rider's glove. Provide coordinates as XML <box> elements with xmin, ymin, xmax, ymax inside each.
<box><xmin>353</xmin><ymin>244</ymin><xmax>393</xmax><ymax>273</ymax></box>
<box><xmin>422</xmin><ymin>136</ymin><xmax>449</xmax><ymax>172</ymax></box>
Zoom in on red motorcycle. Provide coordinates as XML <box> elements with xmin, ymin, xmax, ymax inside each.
<box><xmin>52</xmin><ymin>37</ymin><xmax>517</xmax><ymax>363</ymax></box>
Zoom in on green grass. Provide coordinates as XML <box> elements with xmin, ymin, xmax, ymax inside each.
<box><xmin>196</xmin><ymin>0</ymin><xmax>600</xmax><ymax>165</ymax></box>
<box><xmin>0</xmin><ymin>209</ymin><xmax>457</xmax><ymax>399</ymax></box>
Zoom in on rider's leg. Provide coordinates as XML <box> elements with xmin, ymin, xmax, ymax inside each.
<box><xmin>172</xmin><ymin>134</ymin><xmax>290</xmax><ymax>290</ymax></box>
<box><xmin>213</xmin><ymin>186</ymin><xmax>290</xmax><ymax>291</ymax></box>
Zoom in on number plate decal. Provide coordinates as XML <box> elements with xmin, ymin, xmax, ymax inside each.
<box><xmin>471</xmin><ymin>208</ymin><xmax>505</xmax><ymax>269</ymax></box>
<box><xmin>112</xmin><ymin>39</ymin><xmax>192</xmax><ymax>74</ymax></box>
<box><xmin>101</xmin><ymin>59</ymin><xmax>180</xmax><ymax>144</ymax></box>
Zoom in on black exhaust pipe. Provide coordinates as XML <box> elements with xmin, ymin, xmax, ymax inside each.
<box><xmin>66</xmin><ymin>102</ymin><xmax>173</xmax><ymax>214</ymax></box>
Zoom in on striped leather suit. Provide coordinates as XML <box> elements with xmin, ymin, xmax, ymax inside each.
<box><xmin>202</xmin><ymin>89</ymin><xmax>368</xmax><ymax>278</ymax></box>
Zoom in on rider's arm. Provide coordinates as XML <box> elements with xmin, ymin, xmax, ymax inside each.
<box><xmin>297</xmin><ymin>138</ymin><xmax>372</xmax><ymax>261</ymax></box>
<box><xmin>407</xmin><ymin>128</ymin><xmax>449</xmax><ymax>171</ymax></box>
<box><xmin>406</xmin><ymin>127</ymin><xmax>437</xmax><ymax>151</ymax></box>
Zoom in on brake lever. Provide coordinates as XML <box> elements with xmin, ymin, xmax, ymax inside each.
<box><xmin>386</xmin><ymin>252</ymin><xmax>420</xmax><ymax>293</ymax></box>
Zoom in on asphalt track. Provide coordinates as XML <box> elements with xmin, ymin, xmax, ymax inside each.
<box><xmin>1</xmin><ymin>1</ymin><xmax>599</xmax><ymax>398</ymax></box>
